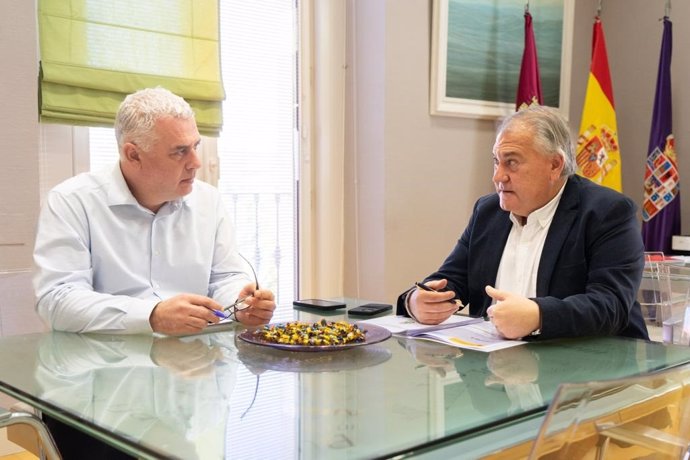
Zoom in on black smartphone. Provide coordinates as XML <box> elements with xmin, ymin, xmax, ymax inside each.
<box><xmin>293</xmin><ymin>299</ymin><xmax>347</xmax><ymax>311</ymax></box>
<box><xmin>348</xmin><ymin>303</ymin><xmax>392</xmax><ymax>316</ymax></box>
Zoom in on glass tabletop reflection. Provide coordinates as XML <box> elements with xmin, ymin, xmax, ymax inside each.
<box><xmin>0</xmin><ymin>301</ymin><xmax>689</xmax><ymax>459</ymax></box>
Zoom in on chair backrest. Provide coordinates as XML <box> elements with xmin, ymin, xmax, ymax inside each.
<box><xmin>638</xmin><ymin>256</ymin><xmax>690</xmax><ymax>343</ymax></box>
<box><xmin>638</xmin><ymin>252</ymin><xmax>667</xmax><ymax>327</ymax></box>
<box><xmin>528</xmin><ymin>363</ymin><xmax>690</xmax><ymax>459</ymax></box>
<box><xmin>660</xmin><ymin>264</ymin><xmax>690</xmax><ymax>345</ymax></box>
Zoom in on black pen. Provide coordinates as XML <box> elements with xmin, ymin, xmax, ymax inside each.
<box><xmin>414</xmin><ymin>281</ymin><xmax>437</xmax><ymax>292</ymax></box>
<box><xmin>414</xmin><ymin>282</ymin><xmax>464</xmax><ymax>309</ymax></box>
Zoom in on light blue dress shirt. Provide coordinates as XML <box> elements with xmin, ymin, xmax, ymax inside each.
<box><xmin>33</xmin><ymin>164</ymin><xmax>252</xmax><ymax>333</ymax></box>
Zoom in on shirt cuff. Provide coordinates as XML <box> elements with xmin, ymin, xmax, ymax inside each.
<box><xmin>404</xmin><ymin>289</ymin><xmax>419</xmax><ymax>322</ymax></box>
<box><xmin>125</xmin><ymin>298</ymin><xmax>157</xmax><ymax>334</ymax></box>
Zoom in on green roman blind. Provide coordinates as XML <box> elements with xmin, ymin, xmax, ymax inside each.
<box><xmin>38</xmin><ymin>0</ymin><xmax>225</xmax><ymax>136</ymax></box>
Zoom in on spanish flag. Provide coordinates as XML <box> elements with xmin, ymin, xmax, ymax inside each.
<box><xmin>576</xmin><ymin>17</ymin><xmax>622</xmax><ymax>192</ymax></box>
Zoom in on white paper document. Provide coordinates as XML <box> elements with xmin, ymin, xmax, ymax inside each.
<box><xmin>358</xmin><ymin>314</ymin><xmax>479</xmax><ymax>334</ymax></box>
<box><xmin>359</xmin><ymin>315</ymin><xmax>525</xmax><ymax>352</ymax></box>
<box><xmin>407</xmin><ymin>320</ymin><xmax>525</xmax><ymax>352</ymax></box>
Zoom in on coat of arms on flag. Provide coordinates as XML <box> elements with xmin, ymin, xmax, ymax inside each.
<box><xmin>643</xmin><ymin>135</ymin><xmax>678</xmax><ymax>221</ymax></box>
<box><xmin>576</xmin><ymin>124</ymin><xmax>619</xmax><ymax>181</ymax></box>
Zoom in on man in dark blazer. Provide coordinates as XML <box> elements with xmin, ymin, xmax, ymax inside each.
<box><xmin>398</xmin><ymin>106</ymin><xmax>648</xmax><ymax>341</ymax></box>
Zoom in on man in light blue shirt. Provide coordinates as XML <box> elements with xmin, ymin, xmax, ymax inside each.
<box><xmin>33</xmin><ymin>87</ymin><xmax>276</xmax><ymax>335</ymax></box>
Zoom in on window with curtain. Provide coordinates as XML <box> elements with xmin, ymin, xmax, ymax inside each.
<box><xmin>85</xmin><ymin>1</ymin><xmax>299</xmax><ymax>456</ymax></box>
<box><xmin>37</xmin><ymin>0</ymin><xmax>224</xmax><ymax>136</ymax></box>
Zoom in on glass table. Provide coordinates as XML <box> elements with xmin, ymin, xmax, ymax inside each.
<box><xmin>1</xmin><ymin>300</ymin><xmax>689</xmax><ymax>459</ymax></box>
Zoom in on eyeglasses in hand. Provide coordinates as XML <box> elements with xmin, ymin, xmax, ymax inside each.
<box><xmin>221</xmin><ymin>253</ymin><xmax>260</xmax><ymax>320</ymax></box>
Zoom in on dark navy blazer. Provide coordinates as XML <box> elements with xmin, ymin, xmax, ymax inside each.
<box><xmin>397</xmin><ymin>175</ymin><xmax>649</xmax><ymax>340</ymax></box>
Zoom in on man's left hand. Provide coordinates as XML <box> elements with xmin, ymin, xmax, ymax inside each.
<box><xmin>485</xmin><ymin>286</ymin><xmax>540</xmax><ymax>339</ymax></box>
<box><xmin>235</xmin><ymin>284</ymin><xmax>276</xmax><ymax>326</ymax></box>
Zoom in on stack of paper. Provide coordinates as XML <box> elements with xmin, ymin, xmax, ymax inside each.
<box><xmin>358</xmin><ymin>315</ymin><xmax>525</xmax><ymax>352</ymax></box>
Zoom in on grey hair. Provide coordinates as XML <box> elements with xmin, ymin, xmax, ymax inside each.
<box><xmin>496</xmin><ymin>105</ymin><xmax>577</xmax><ymax>177</ymax></box>
<box><xmin>115</xmin><ymin>87</ymin><xmax>195</xmax><ymax>152</ymax></box>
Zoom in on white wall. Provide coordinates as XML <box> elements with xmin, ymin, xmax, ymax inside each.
<box><xmin>0</xmin><ymin>0</ymin><xmax>39</xmax><ymax>271</ymax></box>
<box><xmin>345</xmin><ymin>0</ymin><xmax>495</xmax><ymax>303</ymax></box>
<box><xmin>344</xmin><ymin>0</ymin><xmax>690</xmax><ymax>304</ymax></box>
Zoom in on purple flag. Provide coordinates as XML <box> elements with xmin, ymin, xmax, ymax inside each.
<box><xmin>642</xmin><ymin>17</ymin><xmax>679</xmax><ymax>253</ymax></box>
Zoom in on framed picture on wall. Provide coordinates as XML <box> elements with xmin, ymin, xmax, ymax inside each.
<box><xmin>430</xmin><ymin>0</ymin><xmax>574</xmax><ymax>119</ymax></box>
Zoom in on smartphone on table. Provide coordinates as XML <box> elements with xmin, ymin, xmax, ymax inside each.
<box><xmin>348</xmin><ymin>303</ymin><xmax>392</xmax><ymax>316</ymax></box>
<box><xmin>293</xmin><ymin>299</ymin><xmax>347</xmax><ymax>311</ymax></box>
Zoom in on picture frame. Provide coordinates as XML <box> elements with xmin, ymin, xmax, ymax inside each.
<box><xmin>430</xmin><ymin>0</ymin><xmax>574</xmax><ymax>119</ymax></box>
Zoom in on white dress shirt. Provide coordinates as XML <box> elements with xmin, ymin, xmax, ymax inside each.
<box><xmin>495</xmin><ymin>182</ymin><xmax>567</xmax><ymax>299</ymax></box>
<box><xmin>33</xmin><ymin>164</ymin><xmax>252</xmax><ymax>333</ymax></box>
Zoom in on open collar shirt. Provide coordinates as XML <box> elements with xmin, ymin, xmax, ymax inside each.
<box><xmin>494</xmin><ymin>182</ymin><xmax>567</xmax><ymax>300</ymax></box>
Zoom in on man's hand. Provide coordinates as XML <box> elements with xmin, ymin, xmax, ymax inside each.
<box><xmin>149</xmin><ymin>293</ymin><xmax>223</xmax><ymax>335</ymax></box>
<box><xmin>409</xmin><ymin>279</ymin><xmax>459</xmax><ymax>325</ymax></box>
<box><xmin>485</xmin><ymin>286</ymin><xmax>540</xmax><ymax>339</ymax></box>
<box><xmin>235</xmin><ymin>283</ymin><xmax>276</xmax><ymax>326</ymax></box>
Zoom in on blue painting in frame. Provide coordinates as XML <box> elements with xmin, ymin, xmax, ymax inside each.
<box><xmin>430</xmin><ymin>0</ymin><xmax>573</xmax><ymax>119</ymax></box>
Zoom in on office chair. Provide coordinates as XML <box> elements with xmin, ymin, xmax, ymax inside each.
<box><xmin>638</xmin><ymin>258</ymin><xmax>690</xmax><ymax>343</ymax></box>
<box><xmin>658</xmin><ymin>264</ymin><xmax>690</xmax><ymax>345</ymax></box>
<box><xmin>527</xmin><ymin>362</ymin><xmax>690</xmax><ymax>459</ymax></box>
<box><xmin>0</xmin><ymin>406</ymin><xmax>61</xmax><ymax>460</ymax></box>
